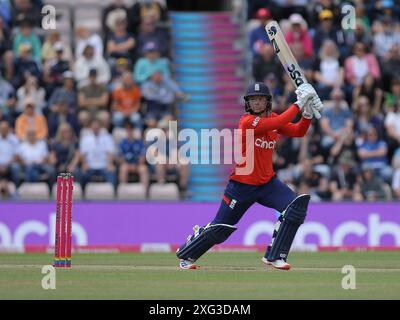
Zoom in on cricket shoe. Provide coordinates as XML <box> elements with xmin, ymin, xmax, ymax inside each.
<box><xmin>179</xmin><ymin>259</ymin><xmax>200</xmax><ymax>270</ymax></box>
<box><xmin>261</xmin><ymin>257</ymin><xmax>291</xmax><ymax>270</ymax></box>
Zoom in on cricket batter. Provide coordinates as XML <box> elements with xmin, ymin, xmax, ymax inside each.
<box><xmin>177</xmin><ymin>82</ymin><xmax>323</xmax><ymax>270</ymax></box>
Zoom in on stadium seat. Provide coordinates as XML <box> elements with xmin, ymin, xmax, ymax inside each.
<box><xmin>7</xmin><ymin>182</ymin><xmax>16</xmax><ymax>195</ymax></box>
<box><xmin>149</xmin><ymin>183</ymin><xmax>179</xmax><ymax>200</ymax></box>
<box><xmin>117</xmin><ymin>183</ymin><xmax>147</xmax><ymax>200</ymax></box>
<box><xmin>85</xmin><ymin>182</ymin><xmax>115</xmax><ymax>200</ymax></box>
<box><xmin>75</xmin><ymin>9</ymin><xmax>101</xmax><ymax>21</ymax></box>
<box><xmin>18</xmin><ymin>183</ymin><xmax>50</xmax><ymax>200</ymax></box>
<box><xmin>51</xmin><ymin>183</ymin><xmax>83</xmax><ymax>201</ymax></box>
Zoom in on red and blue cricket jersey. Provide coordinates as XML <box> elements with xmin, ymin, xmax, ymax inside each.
<box><xmin>229</xmin><ymin>104</ymin><xmax>311</xmax><ymax>186</ymax></box>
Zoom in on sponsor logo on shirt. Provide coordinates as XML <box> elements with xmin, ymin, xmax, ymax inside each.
<box><xmin>255</xmin><ymin>137</ymin><xmax>277</xmax><ymax>150</ymax></box>
<box><xmin>252</xmin><ymin>117</ymin><xmax>261</xmax><ymax>127</ymax></box>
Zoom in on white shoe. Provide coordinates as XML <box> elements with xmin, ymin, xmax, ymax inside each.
<box><xmin>261</xmin><ymin>257</ymin><xmax>291</xmax><ymax>270</ymax></box>
<box><xmin>179</xmin><ymin>259</ymin><xmax>200</xmax><ymax>270</ymax></box>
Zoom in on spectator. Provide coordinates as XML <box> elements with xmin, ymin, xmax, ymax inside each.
<box><xmin>320</xmin><ymin>88</ymin><xmax>353</xmax><ymax>151</ymax></box>
<box><xmin>118</xmin><ymin>121</ymin><xmax>149</xmax><ymax>188</ymax></box>
<box><xmin>353</xmin><ymin>74</ymin><xmax>383</xmax><ymax>115</ymax></box>
<box><xmin>0</xmin><ymin>111</ymin><xmax>11</xmax><ymax>128</ymax></box>
<box><xmin>15</xmin><ymin>98</ymin><xmax>48</xmax><ymax>140</ymax></box>
<box><xmin>357</xmin><ymin>125</ymin><xmax>392</xmax><ymax>182</ymax></box>
<box><xmin>352</xmin><ymin>95</ymin><xmax>384</xmax><ymax>137</ymax></box>
<box><xmin>248</xmin><ymin>7</ymin><xmax>272</xmax><ymax>57</ymax></box>
<box><xmin>141</xmin><ymin>69</ymin><xmax>185</xmax><ymax>128</ymax></box>
<box><xmin>0</xmin><ymin>120</ymin><xmax>20</xmax><ymax>186</ymax></box>
<box><xmin>263</xmin><ymin>73</ymin><xmax>283</xmax><ymax>103</ymax></box>
<box><xmin>330</xmin><ymin>150</ymin><xmax>363</xmax><ymax>201</ymax></box>
<box><xmin>313</xmin><ymin>39</ymin><xmax>344</xmax><ymax>100</ymax></box>
<box><xmin>360</xmin><ymin>168</ymin><xmax>388</xmax><ymax>201</ymax></box>
<box><xmin>49</xmin><ymin>123</ymin><xmax>81</xmax><ymax>177</ymax></box>
<box><xmin>102</xmin><ymin>0</ymin><xmax>129</xmax><ymax>37</ymax></box>
<box><xmin>78</xmin><ymin>68</ymin><xmax>110</xmax><ymax>129</ymax></box>
<box><xmin>16</xmin><ymin>75</ymin><xmax>45</xmax><ymax>114</ymax></box>
<box><xmin>384</xmin><ymin>100</ymin><xmax>400</xmax><ymax>158</ymax></box>
<box><xmin>275</xmin><ymin>132</ymin><xmax>302</xmax><ymax>172</ymax></box>
<box><xmin>129</xmin><ymin>0</ymin><xmax>169</xmax><ymax>33</ymax></box>
<box><xmin>74</xmin><ymin>25</ymin><xmax>103</xmax><ymax>59</ymax></box>
<box><xmin>314</xmin><ymin>177</ymin><xmax>332</xmax><ymax>201</ymax></box>
<box><xmin>313</xmin><ymin>9</ymin><xmax>346</xmax><ymax>57</ymax></box>
<box><xmin>111</xmin><ymin>71</ymin><xmax>142</xmax><ymax>128</ymax></box>
<box><xmin>252</xmin><ymin>43</ymin><xmax>282</xmax><ymax>82</ymax></box>
<box><xmin>272</xmin><ymin>0</ymin><xmax>308</xmax><ymax>22</ymax></box>
<box><xmin>373</xmin><ymin>15</ymin><xmax>400</xmax><ymax>59</ymax></box>
<box><xmin>135</xmin><ymin>15</ymin><xmax>169</xmax><ymax>57</ymax></box>
<box><xmin>75</xmin><ymin>44</ymin><xmax>111</xmax><ymax>88</ymax></box>
<box><xmin>329</xmin><ymin>123</ymin><xmax>358</xmax><ymax>167</ymax></box>
<box><xmin>110</xmin><ymin>57</ymin><xmax>131</xmax><ymax>90</ymax></box>
<box><xmin>41</xmin><ymin>31</ymin><xmax>73</xmax><ymax>64</ymax></box>
<box><xmin>344</xmin><ymin>19</ymin><xmax>372</xmax><ymax>50</ymax></box>
<box><xmin>47</xmin><ymin>71</ymin><xmax>77</xmax><ymax>115</ymax></box>
<box><xmin>0</xmin><ymin>14</ymin><xmax>11</xmax><ymax>53</ymax></box>
<box><xmin>289</xmin><ymin>40</ymin><xmax>314</xmax><ymax>82</ymax></box>
<box><xmin>12</xmin><ymin>42</ymin><xmax>41</xmax><ymax>88</ymax></box>
<box><xmin>133</xmin><ymin>41</ymin><xmax>171</xmax><ymax>84</ymax></box>
<box><xmin>298</xmin><ymin>125</ymin><xmax>325</xmax><ymax>166</ymax></box>
<box><xmin>0</xmin><ymin>15</ymin><xmax>13</xmax><ymax>80</ymax></box>
<box><xmin>381</xmin><ymin>44</ymin><xmax>400</xmax><ymax>91</ymax></box>
<box><xmin>47</xmin><ymin>99</ymin><xmax>80</xmax><ymax>141</ymax></box>
<box><xmin>378</xmin><ymin>0</ymin><xmax>400</xmax><ymax>21</ymax></box>
<box><xmin>148</xmin><ymin>120</ymin><xmax>189</xmax><ymax>196</ymax></box>
<box><xmin>383</xmin><ymin>77</ymin><xmax>400</xmax><ymax>112</ymax></box>
<box><xmin>344</xmin><ymin>42</ymin><xmax>381</xmax><ymax>87</ymax></box>
<box><xmin>309</xmin><ymin>0</ymin><xmax>341</xmax><ymax>28</ymax></box>
<box><xmin>295</xmin><ymin>158</ymin><xmax>322</xmax><ymax>194</ymax></box>
<box><xmin>285</xmin><ymin>14</ymin><xmax>313</xmax><ymax>59</ymax></box>
<box><xmin>0</xmin><ymin>0</ymin><xmax>11</xmax><ymax>27</ymax></box>
<box><xmin>10</xmin><ymin>1</ymin><xmax>42</xmax><ymax>28</ymax></box>
<box><xmin>0</xmin><ymin>70</ymin><xmax>15</xmax><ymax>119</ymax></box>
<box><xmin>43</xmin><ymin>41</ymin><xmax>71</xmax><ymax>95</ymax></box>
<box><xmin>14</xmin><ymin>128</ymin><xmax>56</xmax><ymax>187</ymax></box>
<box><xmin>79</xmin><ymin>118</ymin><xmax>117</xmax><ymax>189</ymax></box>
<box><xmin>354</xmin><ymin>1</ymin><xmax>372</xmax><ymax>30</ymax></box>
<box><xmin>106</xmin><ymin>17</ymin><xmax>135</xmax><ymax>62</ymax></box>
<box><xmin>12</xmin><ymin>18</ymin><xmax>41</xmax><ymax>61</ymax></box>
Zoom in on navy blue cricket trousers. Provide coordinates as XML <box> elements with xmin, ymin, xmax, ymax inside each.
<box><xmin>212</xmin><ymin>177</ymin><xmax>296</xmax><ymax>226</ymax></box>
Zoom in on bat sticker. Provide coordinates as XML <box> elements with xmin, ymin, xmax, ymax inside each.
<box><xmin>267</xmin><ymin>26</ymin><xmax>277</xmax><ymax>36</ymax></box>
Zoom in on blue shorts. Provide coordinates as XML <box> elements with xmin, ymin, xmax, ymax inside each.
<box><xmin>212</xmin><ymin>177</ymin><xmax>297</xmax><ymax>226</ymax></box>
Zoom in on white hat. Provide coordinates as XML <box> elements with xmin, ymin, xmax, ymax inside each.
<box><xmin>62</xmin><ymin>70</ymin><xmax>74</xmax><ymax>79</ymax></box>
<box><xmin>54</xmin><ymin>41</ymin><xmax>64</xmax><ymax>51</ymax></box>
<box><xmin>289</xmin><ymin>13</ymin><xmax>305</xmax><ymax>26</ymax></box>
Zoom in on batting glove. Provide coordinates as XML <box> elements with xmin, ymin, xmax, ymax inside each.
<box><xmin>294</xmin><ymin>83</ymin><xmax>317</xmax><ymax>111</ymax></box>
<box><xmin>309</xmin><ymin>95</ymin><xmax>324</xmax><ymax>119</ymax></box>
<box><xmin>302</xmin><ymin>102</ymin><xmax>313</xmax><ymax>119</ymax></box>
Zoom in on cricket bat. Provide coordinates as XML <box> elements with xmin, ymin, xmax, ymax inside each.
<box><xmin>265</xmin><ymin>20</ymin><xmax>321</xmax><ymax>119</ymax></box>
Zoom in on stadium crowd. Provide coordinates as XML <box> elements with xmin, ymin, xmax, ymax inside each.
<box><xmin>1</xmin><ymin>0</ymin><xmax>400</xmax><ymax>202</ymax></box>
<box><xmin>0</xmin><ymin>0</ymin><xmax>190</xmax><ymax>200</ymax></box>
<box><xmin>247</xmin><ymin>0</ymin><xmax>400</xmax><ymax>201</ymax></box>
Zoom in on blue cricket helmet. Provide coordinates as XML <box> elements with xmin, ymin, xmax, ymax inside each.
<box><xmin>244</xmin><ymin>82</ymin><xmax>271</xmax><ymax>100</ymax></box>
<box><xmin>244</xmin><ymin>82</ymin><xmax>272</xmax><ymax>114</ymax></box>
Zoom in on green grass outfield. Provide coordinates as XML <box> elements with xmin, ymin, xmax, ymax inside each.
<box><xmin>0</xmin><ymin>251</ymin><xmax>399</xmax><ymax>299</ymax></box>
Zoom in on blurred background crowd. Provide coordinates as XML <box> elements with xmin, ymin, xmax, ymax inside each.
<box><xmin>246</xmin><ymin>0</ymin><xmax>400</xmax><ymax>201</ymax></box>
<box><xmin>0</xmin><ymin>0</ymin><xmax>399</xmax><ymax>202</ymax></box>
<box><xmin>0</xmin><ymin>0</ymin><xmax>191</xmax><ymax>200</ymax></box>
